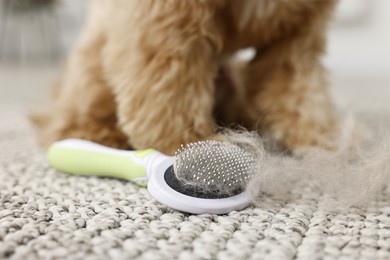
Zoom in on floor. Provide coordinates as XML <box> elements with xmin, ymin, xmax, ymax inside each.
<box><xmin>1</xmin><ymin>63</ymin><xmax>389</xmax><ymax>114</ymax></box>
<box><xmin>1</xmin><ymin>63</ymin><xmax>390</xmax><ymax>259</ymax></box>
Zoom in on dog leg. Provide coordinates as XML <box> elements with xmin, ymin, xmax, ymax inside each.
<box><xmin>103</xmin><ymin>1</ymin><xmax>224</xmax><ymax>154</ymax></box>
<box><xmin>242</xmin><ymin>19</ymin><xmax>339</xmax><ymax>152</ymax></box>
<box><xmin>32</xmin><ymin>1</ymin><xmax>128</xmax><ymax>149</ymax></box>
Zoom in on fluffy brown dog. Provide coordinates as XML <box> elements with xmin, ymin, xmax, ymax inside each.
<box><xmin>33</xmin><ymin>0</ymin><xmax>340</xmax><ymax>155</ymax></box>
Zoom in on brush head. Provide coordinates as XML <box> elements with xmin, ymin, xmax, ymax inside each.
<box><xmin>169</xmin><ymin>140</ymin><xmax>257</xmax><ymax>199</ymax></box>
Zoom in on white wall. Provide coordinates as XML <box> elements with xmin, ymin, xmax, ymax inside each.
<box><xmin>0</xmin><ymin>0</ymin><xmax>86</xmax><ymax>63</ymax></box>
<box><xmin>325</xmin><ymin>0</ymin><xmax>390</xmax><ymax>78</ymax></box>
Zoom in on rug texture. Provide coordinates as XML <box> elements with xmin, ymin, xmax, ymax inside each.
<box><xmin>1</xmin><ymin>106</ymin><xmax>390</xmax><ymax>260</ymax></box>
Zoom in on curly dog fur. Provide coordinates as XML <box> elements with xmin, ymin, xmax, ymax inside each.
<box><xmin>33</xmin><ymin>0</ymin><xmax>339</xmax><ymax>155</ymax></box>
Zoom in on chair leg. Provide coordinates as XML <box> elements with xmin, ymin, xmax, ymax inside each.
<box><xmin>0</xmin><ymin>1</ymin><xmax>11</xmax><ymax>62</ymax></box>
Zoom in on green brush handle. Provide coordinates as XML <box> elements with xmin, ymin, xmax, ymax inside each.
<box><xmin>47</xmin><ymin>139</ymin><xmax>166</xmax><ymax>186</ymax></box>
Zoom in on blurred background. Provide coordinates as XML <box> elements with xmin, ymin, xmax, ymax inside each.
<box><xmin>0</xmin><ymin>0</ymin><xmax>389</xmax><ymax>114</ymax></box>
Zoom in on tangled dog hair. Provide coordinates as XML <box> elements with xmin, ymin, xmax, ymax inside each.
<box><xmin>223</xmin><ymin>120</ymin><xmax>390</xmax><ymax>209</ymax></box>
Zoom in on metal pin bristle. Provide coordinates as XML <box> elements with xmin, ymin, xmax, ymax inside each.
<box><xmin>173</xmin><ymin>140</ymin><xmax>257</xmax><ymax>198</ymax></box>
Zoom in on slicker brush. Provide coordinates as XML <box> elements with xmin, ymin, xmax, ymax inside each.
<box><xmin>48</xmin><ymin>138</ymin><xmax>258</xmax><ymax>214</ymax></box>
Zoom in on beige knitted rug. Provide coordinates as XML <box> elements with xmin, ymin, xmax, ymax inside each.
<box><xmin>1</xmin><ymin>105</ymin><xmax>390</xmax><ymax>260</ymax></box>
